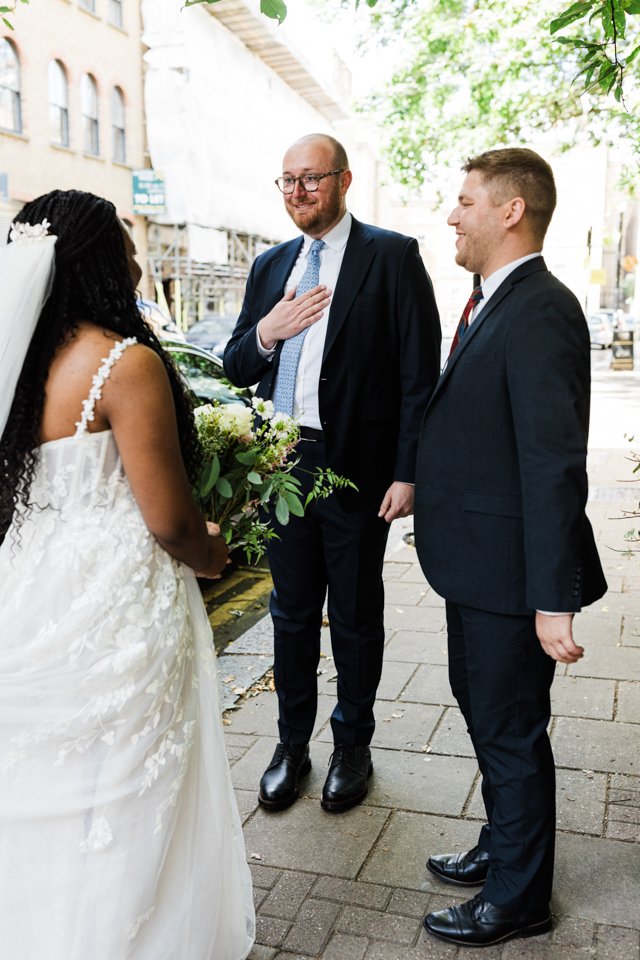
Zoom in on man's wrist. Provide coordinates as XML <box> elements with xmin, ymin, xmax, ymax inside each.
<box><xmin>256</xmin><ymin>321</ymin><xmax>277</xmax><ymax>356</ymax></box>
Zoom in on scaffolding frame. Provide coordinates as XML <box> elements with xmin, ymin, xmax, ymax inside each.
<box><xmin>146</xmin><ymin>222</ymin><xmax>277</xmax><ymax>326</ymax></box>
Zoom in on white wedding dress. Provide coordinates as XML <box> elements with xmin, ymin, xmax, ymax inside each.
<box><xmin>0</xmin><ymin>340</ymin><xmax>255</xmax><ymax>960</ymax></box>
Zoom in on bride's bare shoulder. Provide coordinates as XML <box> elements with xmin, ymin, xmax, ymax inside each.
<box><xmin>53</xmin><ymin>323</ymin><xmax>158</xmax><ymax>377</ymax></box>
<box><xmin>41</xmin><ymin>325</ymin><xmax>166</xmax><ymax>442</ymax></box>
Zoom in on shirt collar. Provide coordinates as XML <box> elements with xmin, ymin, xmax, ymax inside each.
<box><xmin>480</xmin><ymin>252</ymin><xmax>542</xmax><ymax>302</ymax></box>
<box><xmin>302</xmin><ymin>211</ymin><xmax>352</xmax><ymax>253</ymax></box>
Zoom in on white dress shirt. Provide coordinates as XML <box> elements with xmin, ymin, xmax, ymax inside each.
<box><xmin>257</xmin><ymin>212</ymin><xmax>352</xmax><ymax>429</ymax></box>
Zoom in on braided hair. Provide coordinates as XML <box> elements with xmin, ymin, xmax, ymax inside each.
<box><xmin>0</xmin><ymin>189</ymin><xmax>200</xmax><ymax>540</ymax></box>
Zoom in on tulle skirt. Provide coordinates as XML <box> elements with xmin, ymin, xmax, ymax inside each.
<box><xmin>0</xmin><ymin>488</ymin><xmax>255</xmax><ymax>960</ymax></box>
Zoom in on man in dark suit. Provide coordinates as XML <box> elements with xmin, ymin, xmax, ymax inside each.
<box><xmin>224</xmin><ymin>133</ymin><xmax>441</xmax><ymax>812</ymax></box>
<box><xmin>414</xmin><ymin>148</ymin><xmax>607</xmax><ymax>947</ymax></box>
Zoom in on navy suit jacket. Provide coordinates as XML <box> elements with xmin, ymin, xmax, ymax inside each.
<box><xmin>224</xmin><ymin>216</ymin><xmax>442</xmax><ymax>508</ymax></box>
<box><xmin>414</xmin><ymin>257</ymin><xmax>607</xmax><ymax>615</ymax></box>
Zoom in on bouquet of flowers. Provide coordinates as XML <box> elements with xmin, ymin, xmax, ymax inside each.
<box><xmin>194</xmin><ymin>397</ymin><xmax>356</xmax><ymax>563</ymax></box>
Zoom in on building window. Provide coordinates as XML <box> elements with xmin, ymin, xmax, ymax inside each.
<box><xmin>48</xmin><ymin>60</ymin><xmax>70</xmax><ymax>147</ymax></box>
<box><xmin>112</xmin><ymin>86</ymin><xmax>126</xmax><ymax>163</ymax></box>
<box><xmin>0</xmin><ymin>38</ymin><xmax>22</xmax><ymax>133</ymax></box>
<box><xmin>108</xmin><ymin>0</ymin><xmax>123</xmax><ymax>28</ymax></box>
<box><xmin>81</xmin><ymin>73</ymin><xmax>100</xmax><ymax>155</ymax></box>
<box><xmin>79</xmin><ymin>0</ymin><xmax>97</xmax><ymax>13</ymax></box>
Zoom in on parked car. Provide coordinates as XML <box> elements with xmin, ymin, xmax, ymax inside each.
<box><xmin>587</xmin><ymin>313</ymin><xmax>613</xmax><ymax>349</ymax></box>
<box><xmin>185</xmin><ymin>314</ymin><xmax>237</xmax><ymax>354</ymax></box>
<box><xmin>163</xmin><ymin>340</ymin><xmax>252</xmax><ymax>406</ymax></box>
<box><xmin>137</xmin><ymin>298</ymin><xmax>186</xmax><ymax>341</ymax></box>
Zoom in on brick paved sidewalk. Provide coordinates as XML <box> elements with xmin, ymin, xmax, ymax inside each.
<box><xmin>222</xmin><ymin>442</ymin><xmax>640</xmax><ymax>960</ymax></box>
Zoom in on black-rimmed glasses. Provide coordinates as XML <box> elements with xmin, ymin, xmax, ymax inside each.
<box><xmin>274</xmin><ymin>170</ymin><xmax>344</xmax><ymax>194</ymax></box>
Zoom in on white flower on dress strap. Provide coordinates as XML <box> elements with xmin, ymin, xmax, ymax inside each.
<box><xmin>74</xmin><ymin>337</ymin><xmax>138</xmax><ymax>435</ymax></box>
<box><xmin>9</xmin><ymin>218</ymin><xmax>52</xmax><ymax>243</ymax></box>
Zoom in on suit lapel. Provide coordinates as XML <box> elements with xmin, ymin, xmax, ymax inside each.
<box><xmin>322</xmin><ymin>217</ymin><xmax>376</xmax><ymax>362</ymax></box>
<box><xmin>268</xmin><ymin>237</ymin><xmax>304</xmax><ymax>304</ymax></box>
<box><xmin>428</xmin><ymin>257</ymin><xmax>549</xmax><ymax>407</ymax></box>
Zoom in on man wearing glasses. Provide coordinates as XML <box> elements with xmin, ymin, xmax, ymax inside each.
<box><xmin>224</xmin><ymin>133</ymin><xmax>441</xmax><ymax>813</ymax></box>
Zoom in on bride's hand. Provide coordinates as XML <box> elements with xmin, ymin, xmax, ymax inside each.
<box><xmin>195</xmin><ymin>522</ymin><xmax>230</xmax><ymax>579</ymax></box>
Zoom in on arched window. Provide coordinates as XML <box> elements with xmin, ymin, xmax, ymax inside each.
<box><xmin>112</xmin><ymin>86</ymin><xmax>126</xmax><ymax>163</ymax></box>
<box><xmin>81</xmin><ymin>73</ymin><xmax>99</xmax><ymax>155</ymax></box>
<box><xmin>79</xmin><ymin>0</ymin><xmax>97</xmax><ymax>13</ymax></box>
<box><xmin>0</xmin><ymin>38</ymin><xmax>22</xmax><ymax>134</ymax></box>
<box><xmin>48</xmin><ymin>60</ymin><xmax>69</xmax><ymax>147</ymax></box>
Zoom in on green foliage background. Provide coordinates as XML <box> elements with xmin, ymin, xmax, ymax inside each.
<box><xmin>358</xmin><ymin>0</ymin><xmax>640</xmax><ymax>190</ymax></box>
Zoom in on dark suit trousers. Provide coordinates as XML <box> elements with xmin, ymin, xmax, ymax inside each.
<box><xmin>445</xmin><ymin>601</ymin><xmax>556</xmax><ymax>909</ymax></box>
<box><xmin>266</xmin><ymin>438</ymin><xmax>390</xmax><ymax>746</ymax></box>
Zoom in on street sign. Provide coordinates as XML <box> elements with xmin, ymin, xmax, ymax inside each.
<box><xmin>132</xmin><ymin>170</ymin><xmax>166</xmax><ymax>215</ymax></box>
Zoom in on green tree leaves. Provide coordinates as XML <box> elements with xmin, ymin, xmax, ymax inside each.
<box><xmin>362</xmin><ymin>0</ymin><xmax>639</xmax><ymax>191</ymax></box>
<box><xmin>1</xmin><ymin>0</ymin><xmax>29</xmax><ymax>31</ymax></box>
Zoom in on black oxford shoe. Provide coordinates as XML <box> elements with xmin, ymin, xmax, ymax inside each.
<box><xmin>321</xmin><ymin>744</ymin><xmax>372</xmax><ymax>812</ymax></box>
<box><xmin>427</xmin><ymin>844</ymin><xmax>490</xmax><ymax>887</ymax></box>
<box><xmin>423</xmin><ymin>893</ymin><xmax>552</xmax><ymax>947</ymax></box>
<box><xmin>258</xmin><ymin>742</ymin><xmax>311</xmax><ymax>810</ymax></box>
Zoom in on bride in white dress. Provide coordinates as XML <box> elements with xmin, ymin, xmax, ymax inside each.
<box><xmin>0</xmin><ymin>190</ymin><xmax>255</xmax><ymax>959</ymax></box>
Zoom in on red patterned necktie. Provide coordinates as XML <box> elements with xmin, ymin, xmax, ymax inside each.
<box><xmin>448</xmin><ymin>285</ymin><xmax>483</xmax><ymax>357</ymax></box>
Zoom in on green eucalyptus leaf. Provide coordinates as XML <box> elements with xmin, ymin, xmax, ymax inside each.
<box><xmin>260</xmin><ymin>482</ymin><xmax>274</xmax><ymax>503</ymax></box>
<box><xmin>283</xmin><ymin>479</ymin><xmax>303</xmax><ymax>493</ymax></box>
<box><xmin>215</xmin><ymin>476</ymin><xmax>233</xmax><ymax>499</ymax></box>
<box><xmin>275</xmin><ymin>496</ymin><xmax>290</xmax><ymax>525</ymax></box>
<box><xmin>248</xmin><ymin>471</ymin><xmax>262</xmax><ymax>485</ymax></box>
<box><xmin>199</xmin><ymin>456</ymin><xmax>220</xmax><ymax>497</ymax></box>
<box><xmin>284</xmin><ymin>492</ymin><xmax>305</xmax><ymax>516</ymax></box>
<box><xmin>235</xmin><ymin>449</ymin><xmax>258</xmax><ymax>465</ymax></box>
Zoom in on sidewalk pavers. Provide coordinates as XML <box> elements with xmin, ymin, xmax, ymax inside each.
<box><xmin>222</xmin><ymin>442</ymin><xmax>640</xmax><ymax>959</ymax></box>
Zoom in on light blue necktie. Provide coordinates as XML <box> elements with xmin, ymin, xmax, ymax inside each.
<box><xmin>272</xmin><ymin>239</ymin><xmax>326</xmax><ymax>416</ymax></box>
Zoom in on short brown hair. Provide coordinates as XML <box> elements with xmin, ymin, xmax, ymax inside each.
<box><xmin>464</xmin><ymin>148</ymin><xmax>557</xmax><ymax>243</ymax></box>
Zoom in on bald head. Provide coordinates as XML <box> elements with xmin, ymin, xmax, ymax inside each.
<box><xmin>285</xmin><ymin>134</ymin><xmax>349</xmax><ymax>172</ymax></box>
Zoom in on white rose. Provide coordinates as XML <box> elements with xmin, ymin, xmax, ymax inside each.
<box><xmin>219</xmin><ymin>403</ymin><xmax>254</xmax><ymax>437</ymax></box>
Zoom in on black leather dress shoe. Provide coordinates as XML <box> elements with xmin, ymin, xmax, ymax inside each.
<box><xmin>321</xmin><ymin>744</ymin><xmax>373</xmax><ymax>812</ymax></box>
<box><xmin>427</xmin><ymin>844</ymin><xmax>490</xmax><ymax>887</ymax></box>
<box><xmin>258</xmin><ymin>743</ymin><xmax>311</xmax><ymax>810</ymax></box>
<box><xmin>423</xmin><ymin>893</ymin><xmax>552</xmax><ymax>947</ymax></box>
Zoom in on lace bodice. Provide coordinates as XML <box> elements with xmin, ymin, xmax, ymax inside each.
<box><xmin>30</xmin><ymin>337</ymin><xmax>137</xmax><ymax>514</ymax></box>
